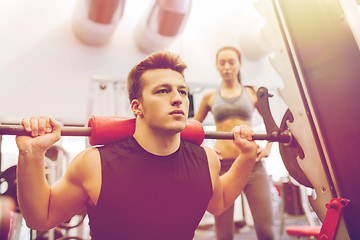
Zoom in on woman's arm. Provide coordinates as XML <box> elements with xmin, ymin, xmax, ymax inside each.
<box><xmin>193</xmin><ymin>91</ymin><xmax>215</xmax><ymax>123</ymax></box>
<box><xmin>245</xmin><ymin>85</ymin><xmax>259</xmax><ymax>110</ymax></box>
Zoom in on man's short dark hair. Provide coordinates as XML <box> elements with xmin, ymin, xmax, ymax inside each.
<box><xmin>127</xmin><ymin>52</ymin><xmax>187</xmax><ymax>102</ymax></box>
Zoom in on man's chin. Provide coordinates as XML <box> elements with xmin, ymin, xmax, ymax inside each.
<box><xmin>173</xmin><ymin>123</ymin><xmax>187</xmax><ymax>133</ymax></box>
<box><xmin>167</xmin><ymin>120</ymin><xmax>187</xmax><ymax>133</ymax></box>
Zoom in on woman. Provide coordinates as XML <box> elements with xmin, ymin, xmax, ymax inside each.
<box><xmin>194</xmin><ymin>46</ymin><xmax>275</xmax><ymax>240</ymax></box>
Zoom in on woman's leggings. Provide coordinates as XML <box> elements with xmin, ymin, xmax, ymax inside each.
<box><xmin>215</xmin><ymin>160</ymin><xmax>275</xmax><ymax>240</ymax></box>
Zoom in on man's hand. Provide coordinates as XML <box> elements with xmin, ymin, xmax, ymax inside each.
<box><xmin>16</xmin><ymin>116</ymin><xmax>62</xmax><ymax>154</ymax></box>
<box><xmin>232</xmin><ymin>125</ymin><xmax>257</xmax><ymax>155</ymax></box>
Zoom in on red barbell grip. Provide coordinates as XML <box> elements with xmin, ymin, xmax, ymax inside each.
<box><xmin>88</xmin><ymin>116</ymin><xmax>135</xmax><ymax>145</ymax></box>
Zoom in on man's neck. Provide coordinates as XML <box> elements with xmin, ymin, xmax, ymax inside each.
<box><xmin>133</xmin><ymin>120</ymin><xmax>181</xmax><ymax>156</ymax></box>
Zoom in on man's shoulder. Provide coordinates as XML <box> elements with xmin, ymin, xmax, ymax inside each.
<box><xmin>98</xmin><ymin>136</ymin><xmax>135</xmax><ymax>149</ymax></box>
<box><xmin>181</xmin><ymin>139</ymin><xmax>204</xmax><ymax>149</ymax></box>
<box><xmin>181</xmin><ymin>140</ymin><xmax>211</xmax><ymax>160</ymax></box>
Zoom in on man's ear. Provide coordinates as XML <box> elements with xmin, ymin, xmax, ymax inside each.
<box><xmin>131</xmin><ymin>99</ymin><xmax>143</xmax><ymax>117</ymax></box>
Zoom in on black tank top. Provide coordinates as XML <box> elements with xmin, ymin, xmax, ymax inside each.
<box><xmin>87</xmin><ymin>137</ymin><xmax>213</xmax><ymax>240</ymax></box>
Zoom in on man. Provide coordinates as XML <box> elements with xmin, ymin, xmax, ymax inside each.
<box><xmin>16</xmin><ymin>52</ymin><xmax>257</xmax><ymax>240</ymax></box>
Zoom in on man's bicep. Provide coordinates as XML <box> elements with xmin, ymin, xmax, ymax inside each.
<box><xmin>47</xmin><ymin>149</ymin><xmax>95</xmax><ymax>228</ymax></box>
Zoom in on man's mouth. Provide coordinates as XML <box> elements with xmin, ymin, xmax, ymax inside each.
<box><xmin>170</xmin><ymin>110</ymin><xmax>185</xmax><ymax>115</ymax></box>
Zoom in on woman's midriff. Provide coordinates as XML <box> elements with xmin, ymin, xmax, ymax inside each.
<box><xmin>214</xmin><ymin>118</ymin><xmax>251</xmax><ymax>160</ymax></box>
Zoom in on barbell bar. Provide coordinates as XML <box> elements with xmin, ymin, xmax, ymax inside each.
<box><xmin>0</xmin><ymin>122</ymin><xmax>292</xmax><ymax>145</ymax></box>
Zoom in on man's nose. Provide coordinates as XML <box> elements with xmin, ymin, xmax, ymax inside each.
<box><xmin>171</xmin><ymin>91</ymin><xmax>183</xmax><ymax>105</ymax></box>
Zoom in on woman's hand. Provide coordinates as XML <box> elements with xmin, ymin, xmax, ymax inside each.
<box><xmin>213</xmin><ymin>148</ymin><xmax>223</xmax><ymax>160</ymax></box>
<box><xmin>256</xmin><ymin>147</ymin><xmax>270</xmax><ymax>162</ymax></box>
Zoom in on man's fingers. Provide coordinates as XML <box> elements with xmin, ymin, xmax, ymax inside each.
<box><xmin>38</xmin><ymin>116</ymin><xmax>48</xmax><ymax>136</ymax></box>
<box><xmin>29</xmin><ymin>116</ymin><xmax>40</xmax><ymax>137</ymax></box>
<box><xmin>49</xmin><ymin>117</ymin><xmax>62</xmax><ymax>137</ymax></box>
<box><xmin>21</xmin><ymin>117</ymin><xmax>31</xmax><ymax>132</ymax></box>
<box><xmin>21</xmin><ymin>116</ymin><xmax>59</xmax><ymax>137</ymax></box>
<box><xmin>45</xmin><ymin>118</ymin><xmax>52</xmax><ymax>133</ymax></box>
<box><xmin>233</xmin><ymin>125</ymin><xmax>253</xmax><ymax>141</ymax></box>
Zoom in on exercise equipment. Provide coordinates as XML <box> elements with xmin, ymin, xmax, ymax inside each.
<box><xmin>134</xmin><ymin>0</ymin><xmax>192</xmax><ymax>53</ymax></box>
<box><xmin>256</xmin><ymin>0</ymin><xmax>360</xmax><ymax>239</ymax></box>
<box><xmin>2</xmin><ymin>151</ymin><xmax>86</xmax><ymax>240</ymax></box>
<box><xmin>58</xmin><ymin>208</ymin><xmax>87</xmax><ymax>231</ymax></box>
<box><xmin>0</xmin><ymin>166</ymin><xmax>18</xmax><ymax>240</ymax></box>
<box><xmin>0</xmin><ymin>197</ymin><xmax>15</xmax><ymax>240</ymax></box>
<box><xmin>0</xmin><ymin>165</ymin><xmax>18</xmax><ymax>208</ymax></box>
<box><xmin>278</xmin><ymin>109</ymin><xmax>311</xmax><ymax>188</ymax></box>
<box><xmin>255</xmin><ymin>87</ymin><xmax>311</xmax><ymax>190</ymax></box>
<box><xmin>43</xmin><ymin>147</ymin><xmax>86</xmax><ymax>240</ymax></box>
<box><xmin>72</xmin><ymin>0</ymin><xmax>126</xmax><ymax>45</ymax></box>
<box><xmin>0</xmin><ymin>115</ymin><xmax>293</xmax><ymax>146</ymax></box>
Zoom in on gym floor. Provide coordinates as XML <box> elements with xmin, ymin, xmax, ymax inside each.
<box><xmin>193</xmin><ymin>216</ymin><xmax>313</xmax><ymax>240</ymax></box>
<box><xmin>193</xmin><ymin>205</ymin><xmax>316</xmax><ymax>240</ymax></box>
<box><xmin>11</xmin><ymin>182</ymin><xmax>320</xmax><ymax>240</ymax></box>
<box><xmin>13</xmin><ymin>205</ymin><xmax>315</xmax><ymax>240</ymax></box>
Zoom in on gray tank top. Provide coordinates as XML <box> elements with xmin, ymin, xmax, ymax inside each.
<box><xmin>211</xmin><ymin>86</ymin><xmax>254</xmax><ymax>123</ymax></box>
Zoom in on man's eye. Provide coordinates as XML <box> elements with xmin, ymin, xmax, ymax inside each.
<box><xmin>157</xmin><ymin>89</ymin><xmax>167</xmax><ymax>94</ymax></box>
<box><xmin>180</xmin><ymin>90</ymin><xmax>187</xmax><ymax>96</ymax></box>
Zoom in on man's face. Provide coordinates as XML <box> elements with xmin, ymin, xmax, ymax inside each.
<box><xmin>133</xmin><ymin>68</ymin><xmax>189</xmax><ymax>134</ymax></box>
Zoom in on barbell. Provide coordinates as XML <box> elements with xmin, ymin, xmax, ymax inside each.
<box><xmin>0</xmin><ymin>116</ymin><xmax>293</xmax><ymax>146</ymax></box>
<box><xmin>1</xmin><ymin>114</ymin><xmax>310</xmax><ymax>188</ymax></box>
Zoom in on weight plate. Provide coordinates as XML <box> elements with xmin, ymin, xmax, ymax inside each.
<box><xmin>279</xmin><ymin>109</ymin><xmax>313</xmax><ymax>188</ymax></box>
<box><xmin>0</xmin><ymin>165</ymin><xmax>18</xmax><ymax>205</ymax></box>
